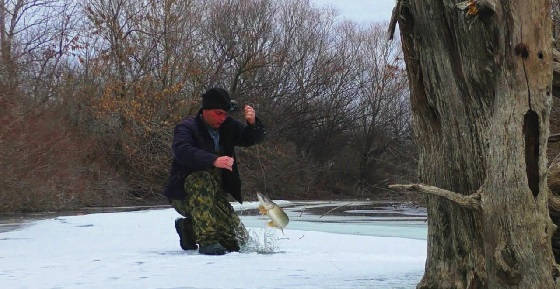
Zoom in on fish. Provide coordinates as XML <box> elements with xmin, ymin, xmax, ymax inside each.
<box><xmin>257</xmin><ymin>192</ymin><xmax>289</xmax><ymax>231</ymax></box>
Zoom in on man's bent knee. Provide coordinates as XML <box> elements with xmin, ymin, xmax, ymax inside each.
<box><xmin>171</xmin><ymin>199</ymin><xmax>189</xmax><ymax>217</ymax></box>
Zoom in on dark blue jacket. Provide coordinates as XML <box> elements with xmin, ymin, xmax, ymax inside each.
<box><xmin>163</xmin><ymin>110</ymin><xmax>265</xmax><ymax>203</ymax></box>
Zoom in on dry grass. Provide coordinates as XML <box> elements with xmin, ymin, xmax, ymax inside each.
<box><xmin>0</xmin><ymin>92</ymin><xmax>130</xmax><ymax>213</ymax></box>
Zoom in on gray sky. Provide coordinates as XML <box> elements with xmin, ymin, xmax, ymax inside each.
<box><xmin>311</xmin><ymin>0</ymin><xmax>396</xmax><ymax>24</ymax></box>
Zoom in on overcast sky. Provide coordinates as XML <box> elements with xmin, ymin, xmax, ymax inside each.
<box><xmin>311</xmin><ymin>0</ymin><xmax>396</xmax><ymax>24</ymax></box>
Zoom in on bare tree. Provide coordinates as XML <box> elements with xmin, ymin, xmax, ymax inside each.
<box><xmin>0</xmin><ymin>0</ymin><xmax>67</xmax><ymax>90</ymax></box>
<box><xmin>257</xmin><ymin>0</ymin><xmax>340</xmax><ymax>141</ymax></box>
<box><xmin>351</xmin><ymin>23</ymin><xmax>409</xmax><ymax>191</ymax></box>
<box><xmin>199</xmin><ymin>0</ymin><xmax>278</xmax><ymax>101</ymax></box>
<box><xmin>391</xmin><ymin>0</ymin><xmax>557</xmax><ymax>288</ymax></box>
<box><xmin>84</xmin><ymin>0</ymin><xmax>145</xmax><ymax>87</ymax></box>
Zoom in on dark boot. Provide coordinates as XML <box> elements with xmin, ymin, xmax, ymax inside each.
<box><xmin>175</xmin><ymin>218</ymin><xmax>197</xmax><ymax>250</ymax></box>
<box><xmin>199</xmin><ymin>243</ymin><xmax>227</xmax><ymax>255</ymax></box>
<box><xmin>220</xmin><ymin>239</ymin><xmax>241</xmax><ymax>252</ymax></box>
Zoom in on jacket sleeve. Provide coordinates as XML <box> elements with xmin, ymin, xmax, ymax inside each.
<box><xmin>172</xmin><ymin>123</ymin><xmax>217</xmax><ymax>170</ymax></box>
<box><xmin>234</xmin><ymin>117</ymin><xmax>266</xmax><ymax>147</ymax></box>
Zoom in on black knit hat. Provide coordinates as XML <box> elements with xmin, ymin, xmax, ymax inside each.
<box><xmin>202</xmin><ymin>87</ymin><xmax>233</xmax><ymax>111</ymax></box>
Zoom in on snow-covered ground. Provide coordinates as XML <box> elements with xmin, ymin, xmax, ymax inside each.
<box><xmin>0</xmin><ymin>201</ymin><xmax>427</xmax><ymax>289</ymax></box>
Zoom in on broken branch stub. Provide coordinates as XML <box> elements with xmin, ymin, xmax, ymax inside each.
<box><xmin>389</xmin><ymin>183</ymin><xmax>482</xmax><ymax>210</ymax></box>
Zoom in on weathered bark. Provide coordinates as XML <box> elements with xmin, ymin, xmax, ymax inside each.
<box><xmin>553</xmin><ymin>48</ymin><xmax>560</xmax><ymax>97</ymax></box>
<box><xmin>395</xmin><ymin>0</ymin><xmax>556</xmax><ymax>288</ymax></box>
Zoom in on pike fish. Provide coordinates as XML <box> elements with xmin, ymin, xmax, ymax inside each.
<box><xmin>257</xmin><ymin>192</ymin><xmax>289</xmax><ymax>231</ymax></box>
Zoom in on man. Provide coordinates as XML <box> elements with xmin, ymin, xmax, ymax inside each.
<box><xmin>163</xmin><ymin>87</ymin><xmax>265</xmax><ymax>255</ymax></box>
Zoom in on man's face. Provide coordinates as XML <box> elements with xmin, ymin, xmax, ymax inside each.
<box><xmin>202</xmin><ymin>109</ymin><xmax>228</xmax><ymax>129</ymax></box>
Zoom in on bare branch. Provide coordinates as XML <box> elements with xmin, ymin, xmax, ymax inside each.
<box><xmin>387</xmin><ymin>0</ymin><xmax>401</xmax><ymax>41</ymax></box>
<box><xmin>389</xmin><ymin>183</ymin><xmax>482</xmax><ymax>210</ymax></box>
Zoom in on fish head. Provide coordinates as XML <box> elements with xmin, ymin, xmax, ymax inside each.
<box><xmin>256</xmin><ymin>192</ymin><xmax>274</xmax><ymax>210</ymax></box>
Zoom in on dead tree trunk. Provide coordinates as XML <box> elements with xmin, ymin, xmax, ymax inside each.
<box><xmin>390</xmin><ymin>0</ymin><xmax>557</xmax><ymax>288</ymax></box>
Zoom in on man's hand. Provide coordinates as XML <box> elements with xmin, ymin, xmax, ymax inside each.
<box><xmin>213</xmin><ymin>156</ymin><xmax>234</xmax><ymax>171</ymax></box>
<box><xmin>244</xmin><ymin>105</ymin><xmax>256</xmax><ymax>125</ymax></box>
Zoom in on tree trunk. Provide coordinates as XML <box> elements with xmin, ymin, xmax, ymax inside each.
<box><xmin>396</xmin><ymin>0</ymin><xmax>557</xmax><ymax>288</ymax></box>
<box><xmin>0</xmin><ymin>1</ymin><xmax>11</xmax><ymax>87</ymax></box>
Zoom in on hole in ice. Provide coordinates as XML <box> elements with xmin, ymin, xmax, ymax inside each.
<box><xmin>241</xmin><ymin>228</ymin><xmax>285</xmax><ymax>254</ymax></box>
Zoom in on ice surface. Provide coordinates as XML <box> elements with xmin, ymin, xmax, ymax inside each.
<box><xmin>0</xmin><ymin>201</ymin><xmax>427</xmax><ymax>289</ymax></box>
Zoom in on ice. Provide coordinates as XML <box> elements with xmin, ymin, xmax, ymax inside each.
<box><xmin>0</xmin><ymin>201</ymin><xmax>427</xmax><ymax>289</ymax></box>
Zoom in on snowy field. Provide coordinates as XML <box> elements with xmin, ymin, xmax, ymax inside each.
<box><xmin>0</xmin><ymin>201</ymin><xmax>427</xmax><ymax>289</ymax></box>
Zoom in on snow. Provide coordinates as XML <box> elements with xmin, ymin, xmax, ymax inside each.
<box><xmin>0</xmin><ymin>201</ymin><xmax>427</xmax><ymax>289</ymax></box>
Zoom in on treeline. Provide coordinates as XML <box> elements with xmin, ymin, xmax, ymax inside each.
<box><xmin>0</xmin><ymin>0</ymin><xmax>416</xmax><ymax>213</ymax></box>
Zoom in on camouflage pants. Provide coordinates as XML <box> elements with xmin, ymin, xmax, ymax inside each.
<box><xmin>171</xmin><ymin>170</ymin><xmax>248</xmax><ymax>251</ymax></box>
